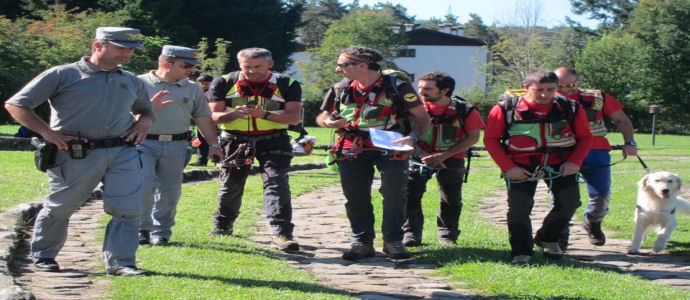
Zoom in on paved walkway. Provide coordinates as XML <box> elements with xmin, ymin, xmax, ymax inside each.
<box><xmin>250</xmin><ymin>182</ymin><xmax>472</xmax><ymax>299</ymax></box>
<box><xmin>9</xmin><ymin>175</ymin><xmax>690</xmax><ymax>298</ymax></box>
<box><xmin>11</xmin><ymin>199</ymin><xmax>108</xmax><ymax>299</ymax></box>
<box><xmin>480</xmin><ymin>181</ymin><xmax>690</xmax><ymax>290</ymax></box>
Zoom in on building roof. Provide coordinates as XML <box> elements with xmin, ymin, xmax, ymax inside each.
<box><xmin>405</xmin><ymin>28</ymin><xmax>485</xmax><ymax>46</ymax></box>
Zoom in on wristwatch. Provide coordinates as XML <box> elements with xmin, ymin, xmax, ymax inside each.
<box><xmin>210</xmin><ymin>143</ymin><xmax>220</xmax><ymax>148</ymax></box>
<box><xmin>263</xmin><ymin>111</ymin><xmax>272</xmax><ymax>120</ymax></box>
<box><xmin>624</xmin><ymin>140</ymin><xmax>637</xmax><ymax>146</ymax></box>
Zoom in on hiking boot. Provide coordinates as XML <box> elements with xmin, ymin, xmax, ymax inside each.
<box><xmin>438</xmin><ymin>237</ymin><xmax>457</xmax><ymax>245</ymax></box>
<box><xmin>138</xmin><ymin>230</ymin><xmax>150</xmax><ymax>245</ymax></box>
<box><xmin>383</xmin><ymin>241</ymin><xmax>411</xmax><ymax>259</ymax></box>
<box><xmin>106</xmin><ymin>265</ymin><xmax>147</xmax><ymax>276</ymax></box>
<box><xmin>34</xmin><ymin>258</ymin><xmax>60</xmax><ymax>272</ymax></box>
<box><xmin>189</xmin><ymin>159</ymin><xmax>208</xmax><ymax>166</ymax></box>
<box><xmin>539</xmin><ymin>242</ymin><xmax>564</xmax><ymax>259</ymax></box>
<box><xmin>150</xmin><ymin>237</ymin><xmax>169</xmax><ymax>246</ymax></box>
<box><xmin>558</xmin><ymin>232</ymin><xmax>569</xmax><ymax>252</ymax></box>
<box><xmin>403</xmin><ymin>235</ymin><xmax>421</xmax><ymax>247</ymax></box>
<box><xmin>342</xmin><ymin>243</ymin><xmax>375</xmax><ymax>260</ymax></box>
<box><xmin>510</xmin><ymin>255</ymin><xmax>531</xmax><ymax>265</ymax></box>
<box><xmin>207</xmin><ymin>227</ymin><xmax>233</xmax><ymax>236</ymax></box>
<box><xmin>272</xmin><ymin>235</ymin><xmax>299</xmax><ymax>252</ymax></box>
<box><xmin>582</xmin><ymin>221</ymin><xmax>606</xmax><ymax>246</ymax></box>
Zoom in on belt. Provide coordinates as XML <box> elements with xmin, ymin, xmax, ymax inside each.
<box><xmin>146</xmin><ymin>131</ymin><xmax>192</xmax><ymax>141</ymax></box>
<box><xmin>221</xmin><ymin>130</ymin><xmax>288</xmax><ymax>142</ymax></box>
<box><xmin>87</xmin><ymin>137</ymin><xmax>133</xmax><ymax>149</ymax></box>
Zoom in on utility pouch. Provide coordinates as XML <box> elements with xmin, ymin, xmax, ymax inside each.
<box><xmin>68</xmin><ymin>139</ymin><xmax>87</xmax><ymax>159</ymax></box>
<box><xmin>31</xmin><ymin>137</ymin><xmax>58</xmax><ymax>172</ymax></box>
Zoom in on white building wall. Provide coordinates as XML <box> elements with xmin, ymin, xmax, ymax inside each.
<box><xmin>393</xmin><ymin>45</ymin><xmax>488</xmax><ymax>92</ymax></box>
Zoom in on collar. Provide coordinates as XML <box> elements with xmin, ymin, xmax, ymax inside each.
<box><xmin>145</xmin><ymin>71</ymin><xmax>185</xmax><ymax>87</ymax></box>
<box><xmin>77</xmin><ymin>56</ymin><xmax>124</xmax><ymax>74</ymax></box>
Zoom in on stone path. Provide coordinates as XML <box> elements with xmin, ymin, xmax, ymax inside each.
<box><xmin>480</xmin><ymin>181</ymin><xmax>690</xmax><ymax>290</ymax></box>
<box><xmin>250</xmin><ymin>182</ymin><xmax>472</xmax><ymax>299</ymax></box>
<box><xmin>11</xmin><ymin>199</ymin><xmax>108</xmax><ymax>299</ymax></box>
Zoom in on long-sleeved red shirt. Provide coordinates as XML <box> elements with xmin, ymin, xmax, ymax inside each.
<box><xmin>484</xmin><ymin>96</ymin><xmax>593</xmax><ymax>172</ymax></box>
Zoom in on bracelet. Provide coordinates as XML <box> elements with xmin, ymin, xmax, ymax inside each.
<box><xmin>408</xmin><ymin>134</ymin><xmax>418</xmax><ymax>143</ymax></box>
<box><xmin>263</xmin><ymin>111</ymin><xmax>272</xmax><ymax>120</ymax></box>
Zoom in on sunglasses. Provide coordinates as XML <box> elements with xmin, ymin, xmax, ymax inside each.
<box><xmin>558</xmin><ymin>82</ymin><xmax>578</xmax><ymax>88</ymax></box>
<box><xmin>182</xmin><ymin>63</ymin><xmax>196</xmax><ymax>69</ymax></box>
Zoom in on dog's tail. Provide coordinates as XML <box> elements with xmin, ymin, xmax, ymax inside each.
<box><xmin>677</xmin><ymin>198</ymin><xmax>690</xmax><ymax>215</ymax></box>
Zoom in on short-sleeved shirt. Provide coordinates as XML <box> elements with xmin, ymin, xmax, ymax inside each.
<box><xmin>6</xmin><ymin>57</ymin><xmax>153</xmax><ymax>140</ymax></box>
<box><xmin>138</xmin><ymin>71</ymin><xmax>212</xmax><ymax>134</ymax></box>
<box><xmin>558</xmin><ymin>89</ymin><xmax>625</xmax><ymax>150</ymax></box>
<box><xmin>425</xmin><ymin>101</ymin><xmax>485</xmax><ymax>159</ymax></box>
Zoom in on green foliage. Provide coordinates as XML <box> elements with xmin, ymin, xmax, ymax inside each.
<box><xmin>124</xmin><ymin>0</ymin><xmax>303</xmax><ymax>72</ymax></box>
<box><xmin>570</xmin><ymin>0</ymin><xmax>638</xmax><ymax>31</ymax></box>
<box><xmin>489</xmin><ymin>26</ymin><xmax>551</xmax><ymax>88</ymax></box>
<box><xmin>124</xmin><ymin>34</ymin><xmax>171</xmax><ymax>75</ymax></box>
<box><xmin>463</xmin><ymin>13</ymin><xmax>499</xmax><ymax>46</ymax></box>
<box><xmin>576</xmin><ymin>32</ymin><xmax>655</xmax><ymax>129</ymax></box>
<box><xmin>197</xmin><ymin>37</ymin><xmax>231</xmax><ymax>77</ymax></box>
<box><xmin>298</xmin><ymin>0</ymin><xmax>348</xmax><ymax>48</ymax></box>
<box><xmin>627</xmin><ymin>0</ymin><xmax>690</xmax><ymax>133</ymax></box>
<box><xmin>301</xmin><ymin>8</ymin><xmax>407</xmax><ymax>91</ymax></box>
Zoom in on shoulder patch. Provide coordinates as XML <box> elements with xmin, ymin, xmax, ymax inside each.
<box><xmin>403</xmin><ymin>93</ymin><xmax>418</xmax><ymax>102</ymax></box>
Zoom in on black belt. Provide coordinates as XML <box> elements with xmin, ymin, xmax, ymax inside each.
<box><xmin>221</xmin><ymin>130</ymin><xmax>288</xmax><ymax>142</ymax></box>
<box><xmin>87</xmin><ymin>137</ymin><xmax>133</xmax><ymax>149</ymax></box>
<box><xmin>146</xmin><ymin>131</ymin><xmax>192</xmax><ymax>141</ymax></box>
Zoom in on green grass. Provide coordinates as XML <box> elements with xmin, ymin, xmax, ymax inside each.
<box><xmin>0</xmin><ymin>124</ymin><xmax>20</xmax><ymax>137</ymax></box>
<box><xmin>107</xmin><ymin>170</ymin><xmax>350</xmax><ymax>299</ymax></box>
<box><xmin>3</xmin><ymin>126</ymin><xmax>690</xmax><ymax>298</ymax></box>
<box><xmin>0</xmin><ymin>151</ymin><xmax>48</xmax><ymax>212</ymax></box>
<box><xmin>399</xmin><ymin>132</ymin><xmax>690</xmax><ymax>299</ymax></box>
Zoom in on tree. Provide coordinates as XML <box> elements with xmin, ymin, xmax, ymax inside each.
<box><xmin>300</xmin><ymin>8</ymin><xmax>407</xmax><ymax>92</ymax></box>
<box><xmin>575</xmin><ymin>32</ymin><xmax>655</xmax><ymax>130</ymax></box>
<box><xmin>197</xmin><ymin>37</ymin><xmax>231</xmax><ymax>76</ymax></box>
<box><xmin>298</xmin><ymin>0</ymin><xmax>348</xmax><ymax>48</ymax></box>
<box><xmin>124</xmin><ymin>0</ymin><xmax>304</xmax><ymax>72</ymax></box>
<box><xmin>569</xmin><ymin>0</ymin><xmax>638</xmax><ymax>30</ymax></box>
<box><xmin>627</xmin><ymin>0</ymin><xmax>690</xmax><ymax>131</ymax></box>
<box><xmin>463</xmin><ymin>13</ymin><xmax>499</xmax><ymax>46</ymax></box>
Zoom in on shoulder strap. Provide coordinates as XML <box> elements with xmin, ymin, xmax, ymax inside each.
<box><xmin>383</xmin><ymin>74</ymin><xmax>405</xmax><ymax>113</ymax></box>
<box><xmin>497</xmin><ymin>96</ymin><xmax>519</xmax><ymax>130</ymax></box>
<box><xmin>274</xmin><ymin>73</ymin><xmax>292</xmax><ymax>98</ymax></box>
<box><xmin>333</xmin><ymin>78</ymin><xmax>352</xmax><ymax>112</ymax></box>
<box><xmin>554</xmin><ymin>96</ymin><xmax>578</xmax><ymax>129</ymax></box>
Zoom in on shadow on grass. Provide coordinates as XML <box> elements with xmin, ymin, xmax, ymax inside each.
<box><xmin>147</xmin><ymin>270</ymin><xmax>348</xmax><ymax>296</ymax></box>
<box><xmin>147</xmin><ymin>240</ymin><xmax>277</xmax><ymax>258</ymax></box>
<box><xmin>413</xmin><ymin>246</ymin><xmax>627</xmax><ymax>273</ymax></box>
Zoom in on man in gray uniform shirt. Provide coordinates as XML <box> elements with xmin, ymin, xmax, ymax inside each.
<box><xmin>4</xmin><ymin>27</ymin><xmax>159</xmax><ymax>276</ymax></box>
<box><xmin>137</xmin><ymin>45</ymin><xmax>223</xmax><ymax>246</ymax></box>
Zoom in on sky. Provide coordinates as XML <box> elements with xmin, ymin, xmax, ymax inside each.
<box><xmin>341</xmin><ymin>0</ymin><xmax>601</xmax><ymax>28</ymax></box>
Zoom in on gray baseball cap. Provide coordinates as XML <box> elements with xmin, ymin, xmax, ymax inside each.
<box><xmin>95</xmin><ymin>27</ymin><xmax>142</xmax><ymax>48</ymax></box>
<box><xmin>161</xmin><ymin>45</ymin><xmax>202</xmax><ymax>65</ymax></box>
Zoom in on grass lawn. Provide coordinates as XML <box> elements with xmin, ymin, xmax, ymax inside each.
<box><xmin>401</xmin><ymin>132</ymin><xmax>690</xmax><ymax>299</ymax></box>
<box><xmin>2</xmin><ymin>124</ymin><xmax>690</xmax><ymax>298</ymax></box>
<box><xmin>106</xmin><ymin>170</ymin><xmax>350</xmax><ymax>299</ymax></box>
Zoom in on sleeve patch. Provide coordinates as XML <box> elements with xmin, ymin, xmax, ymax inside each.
<box><xmin>404</xmin><ymin>93</ymin><xmax>418</xmax><ymax>102</ymax></box>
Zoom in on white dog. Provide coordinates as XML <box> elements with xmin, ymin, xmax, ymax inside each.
<box><xmin>628</xmin><ymin>171</ymin><xmax>690</xmax><ymax>254</ymax></box>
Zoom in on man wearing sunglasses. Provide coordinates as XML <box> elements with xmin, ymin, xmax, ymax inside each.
<box><xmin>137</xmin><ymin>45</ymin><xmax>223</xmax><ymax>246</ymax></box>
<box><xmin>316</xmin><ymin>46</ymin><xmax>430</xmax><ymax>260</ymax></box>
<box><xmin>554</xmin><ymin>67</ymin><xmax>637</xmax><ymax>248</ymax></box>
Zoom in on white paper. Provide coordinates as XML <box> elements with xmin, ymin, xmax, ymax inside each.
<box><xmin>369</xmin><ymin>128</ymin><xmax>414</xmax><ymax>151</ymax></box>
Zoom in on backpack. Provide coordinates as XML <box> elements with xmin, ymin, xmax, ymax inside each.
<box><xmin>449</xmin><ymin>95</ymin><xmax>476</xmax><ymax>128</ymax></box>
<box><xmin>332</xmin><ymin>74</ymin><xmax>411</xmax><ymax>134</ymax></box>
<box><xmin>222</xmin><ymin>71</ymin><xmax>308</xmax><ymax>137</ymax></box>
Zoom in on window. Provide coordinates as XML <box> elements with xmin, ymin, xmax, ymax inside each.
<box><xmin>398</xmin><ymin>49</ymin><xmax>416</xmax><ymax>57</ymax></box>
